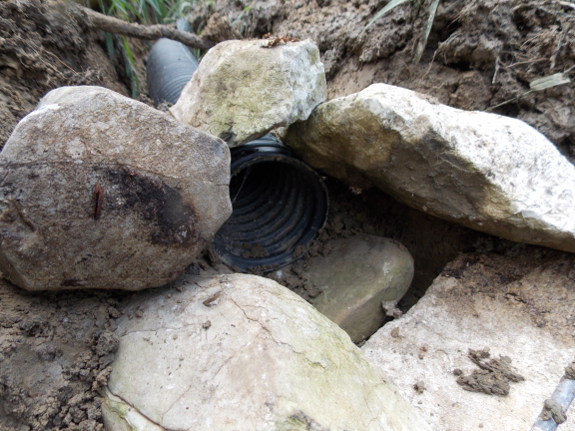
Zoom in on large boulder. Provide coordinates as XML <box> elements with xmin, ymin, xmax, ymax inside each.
<box><xmin>362</xmin><ymin>251</ymin><xmax>575</xmax><ymax>430</ymax></box>
<box><xmin>285</xmin><ymin>83</ymin><xmax>575</xmax><ymax>253</ymax></box>
<box><xmin>170</xmin><ymin>39</ymin><xmax>327</xmax><ymax>147</ymax></box>
<box><xmin>102</xmin><ymin>273</ymin><xmax>432</xmax><ymax>431</ymax></box>
<box><xmin>0</xmin><ymin>86</ymin><xmax>231</xmax><ymax>291</ymax></box>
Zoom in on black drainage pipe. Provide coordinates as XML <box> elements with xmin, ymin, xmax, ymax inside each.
<box><xmin>146</xmin><ymin>31</ymin><xmax>329</xmax><ymax>272</ymax></box>
<box><xmin>210</xmin><ymin>135</ymin><xmax>329</xmax><ymax>272</ymax></box>
<box><xmin>531</xmin><ymin>377</ymin><xmax>575</xmax><ymax>431</ymax></box>
<box><xmin>146</xmin><ymin>19</ymin><xmax>199</xmax><ymax>106</ymax></box>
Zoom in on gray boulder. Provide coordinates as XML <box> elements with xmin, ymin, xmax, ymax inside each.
<box><xmin>103</xmin><ymin>273</ymin><xmax>432</xmax><ymax>431</ymax></box>
<box><xmin>285</xmin><ymin>83</ymin><xmax>575</xmax><ymax>253</ymax></box>
<box><xmin>170</xmin><ymin>39</ymin><xmax>327</xmax><ymax>147</ymax></box>
<box><xmin>309</xmin><ymin>235</ymin><xmax>414</xmax><ymax>343</ymax></box>
<box><xmin>362</xmin><ymin>252</ymin><xmax>575</xmax><ymax>430</ymax></box>
<box><xmin>0</xmin><ymin>86</ymin><xmax>231</xmax><ymax>291</ymax></box>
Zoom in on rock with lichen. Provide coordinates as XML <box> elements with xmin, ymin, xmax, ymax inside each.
<box><xmin>102</xmin><ymin>273</ymin><xmax>432</xmax><ymax>431</ymax></box>
<box><xmin>286</xmin><ymin>83</ymin><xmax>575</xmax><ymax>253</ymax></box>
<box><xmin>170</xmin><ymin>39</ymin><xmax>326</xmax><ymax>147</ymax></box>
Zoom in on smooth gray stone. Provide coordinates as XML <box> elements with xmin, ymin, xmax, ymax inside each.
<box><xmin>309</xmin><ymin>234</ymin><xmax>414</xmax><ymax>343</ymax></box>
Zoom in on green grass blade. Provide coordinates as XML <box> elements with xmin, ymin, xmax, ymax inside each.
<box><xmin>145</xmin><ymin>0</ymin><xmax>164</xmax><ymax>23</ymax></box>
<box><xmin>109</xmin><ymin>0</ymin><xmax>128</xmax><ymax>19</ymax></box>
<box><xmin>365</xmin><ymin>0</ymin><xmax>410</xmax><ymax>30</ymax></box>
<box><xmin>105</xmin><ymin>32</ymin><xmax>115</xmax><ymax>60</ymax></box>
<box><xmin>155</xmin><ymin>0</ymin><xmax>168</xmax><ymax>23</ymax></box>
<box><xmin>412</xmin><ymin>0</ymin><xmax>440</xmax><ymax>64</ymax></box>
<box><xmin>529</xmin><ymin>73</ymin><xmax>571</xmax><ymax>91</ymax></box>
<box><xmin>98</xmin><ymin>0</ymin><xmax>108</xmax><ymax>13</ymax></box>
<box><xmin>137</xmin><ymin>0</ymin><xmax>152</xmax><ymax>23</ymax></box>
<box><xmin>488</xmin><ymin>72</ymin><xmax>571</xmax><ymax>111</ymax></box>
<box><xmin>133</xmin><ymin>0</ymin><xmax>149</xmax><ymax>24</ymax></box>
<box><xmin>233</xmin><ymin>5</ymin><xmax>251</xmax><ymax>26</ymax></box>
<box><xmin>111</xmin><ymin>0</ymin><xmax>141</xmax><ymax>20</ymax></box>
<box><xmin>121</xmin><ymin>36</ymin><xmax>140</xmax><ymax>99</ymax></box>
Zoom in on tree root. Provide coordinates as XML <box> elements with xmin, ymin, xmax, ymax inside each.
<box><xmin>71</xmin><ymin>4</ymin><xmax>215</xmax><ymax>51</ymax></box>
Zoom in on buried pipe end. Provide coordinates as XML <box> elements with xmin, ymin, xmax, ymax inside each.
<box><xmin>211</xmin><ymin>135</ymin><xmax>329</xmax><ymax>273</ymax></box>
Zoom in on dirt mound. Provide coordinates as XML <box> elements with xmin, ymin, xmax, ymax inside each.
<box><xmin>192</xmin><ymin>0</ymin><xmax>575</xmax><ymax>161</ymax></box>
<box><xmin>0</xmin><ymin>280</ymin><xmax>127</xmax><ymax>431</ymax></box>
<box><xmin>0</xmin><ymin>0</ymin><xmax>138</xmax><ymax>148</ymax></box>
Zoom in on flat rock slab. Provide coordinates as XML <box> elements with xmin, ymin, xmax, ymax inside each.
<box><xmin>362</xmin><ymin>251</ymin><xmax>575</xmax><ymax>431</ymax></box>
<box><xmin>285</xmin><ymin>83</ymin><xmax>575</xmax><ymax>253</ymax></box>
<box><xmin>309</xmin><ymin>234</ymin><xmax>414</xmax><ymax>343</ymax></box>
<box><xmin>170</xmin><ymin>39</ymin><xmax>327</xmax><ymax>147</ymax></box>
<box><xmin>0</xmin><ymin>86</ymin><xmax>231</xmax><ymax>291</ymax></box>
<box><xmin>103</xmin><ymin>273</ymin><xmax>432</xmax><ymax>431</ymax></box>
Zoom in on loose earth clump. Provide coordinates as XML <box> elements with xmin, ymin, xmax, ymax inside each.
<box><xmin>455</xmin><ymin>348</ymin><xmax>525</xmax><ymax>396</ymax></box>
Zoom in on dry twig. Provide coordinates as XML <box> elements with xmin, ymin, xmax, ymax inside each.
<box><xmin>71</xmin><ymin>4</ymin><xmax>215</xmax><ymax>51</ymax></box>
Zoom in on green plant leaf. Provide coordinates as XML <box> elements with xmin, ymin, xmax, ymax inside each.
<box><xmin>105</xmin><ymin>32</ymin><xmax>115</xmax><ymax>60</ymax></box>
<box><xmin>488</xmin><ymin>72</ymin><xmax>571</xmax><ymax>111</ymax></box>
<box><xmin>109</xmin><ymin>0</ymin><xmax>129</xmax><ymax>19</ymax></box>
<box><xmin>139</xmin><ymin>0</ymin><xmax>151</xmax><ymax>24</ymax></box>
<box><xmin>412</xmin><ymin>0</ymin><xmax>440</xmax><ymax>64</ymax></box>
<box><xmin>144</xmin><ymin>0</ymin><xmax>163</xmax><ymax>23</ymax></box>
<box><xmin>365</xmin><ymin>0</ymin><xmax>410</xmax><ymax>30</ymax></box>
<box><xmin>121</xmin><ymin>36</ymin><xmax>140</xmax><ymax>99</ymax></box>
<box><xmin>529</xmin><ymin>73</ymin><xmax>571</xmax><ymax>91</ymax></box>
<box><xmin>233</xmin><ymin>5</ymin><xmax>251</xmax><ymax>26</ymax></box>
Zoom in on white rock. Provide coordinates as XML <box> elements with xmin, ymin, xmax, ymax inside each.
<box><xmin>0</xmin><ymin>86</ymin><xmax>231</xmax><ymax>291</ymax></box>
<box><xmin>285</xmin><ymin>83</ymin><xmax>575</xmax><ymax>253</ymax></box>
<box><xmin>170</xmin><ymin>39</ymin><xmax>327</xmax><ymax>147</ymax></box>
<box><xmin>309</xmin><ymin>234</ymin><xmax>414</xmax><ymax>343</ymax></box>
<box><xmin>103</xmin><ymin>273</ymin><xmax>431</xmax><ymax>431</ymax></box>
<box><xmin>362</xmin><ymin>252</ymin><xmax>575</xmax><ymax>431</ymax></box>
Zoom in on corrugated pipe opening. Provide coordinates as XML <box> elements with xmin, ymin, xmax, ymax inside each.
<box><xmin>146</xmin><ymin>31</ymin><xmax>329</xmax><ymax>272</ymax></box>
<box><xmin>211</xmin><ymin>135</ymin><xmax>329</xmax><ymax>272</ymax></box>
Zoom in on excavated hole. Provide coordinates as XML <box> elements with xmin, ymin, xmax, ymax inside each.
<box><xmin>258</xmin><ymin>177</ymin><xmax>524</xmax><ymax>319</ymax></box>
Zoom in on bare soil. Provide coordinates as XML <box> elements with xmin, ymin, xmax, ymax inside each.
<box><xmin>0</xmin><ymin>0</ymin><xmax>574</xmax><ymax>429</ymax></box>
<box><xmin>194</xmin><ymin>0</ymin><xmax>575</xmax><ymax>159</ymax></box>
<box><xmin>0</xmin><ymin>279</ymin><xmax>126</xmax><ymax>431</ymax></box>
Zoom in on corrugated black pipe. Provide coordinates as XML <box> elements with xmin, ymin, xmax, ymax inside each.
<box><xmin>146</xmin><ymin>28</ymin><xmax>329</xmax><ymax>272</ymax></box>
<box><xmin>146</xmin><ymin>19</ymin><xmax>199</xmax><ymax>106</ymax></box>
<box><xmin>531</xmin><ymin>378</ymin><xmax>575</xmax><ymax>431</ymax></box>
<box><xmin>211</xmin><ymin>135</ymin><xmax>328</xmax><ymax>272</ymax></box>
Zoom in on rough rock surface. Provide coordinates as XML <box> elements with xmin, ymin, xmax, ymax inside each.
<box><xmin>362</xmin><ymin>251</ymin><xmax>575</xmax><ymax>431</ymax></box>
<box><xmin>170</xmin><ymin>39</ymin><xmax>326</xmax><ymax>147</ymax></box>
<box><xmin>286</xmin><ymin>83</ymin><xmax>575</xmax><ymax>253</ymax></box>
<box><xmin>309</xmin><ymin>234</ymin><xmax>414</xmax><ymax>343</ymax></box>
<box><xmin>0</xmin><ymin>86</ymin><xmax>231</xmax><ymax>291</ymax></box>
<box><xmin>103</xmin><ymin>273</ymin><xmax>432</xmax><ymax>431</ymax></box>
